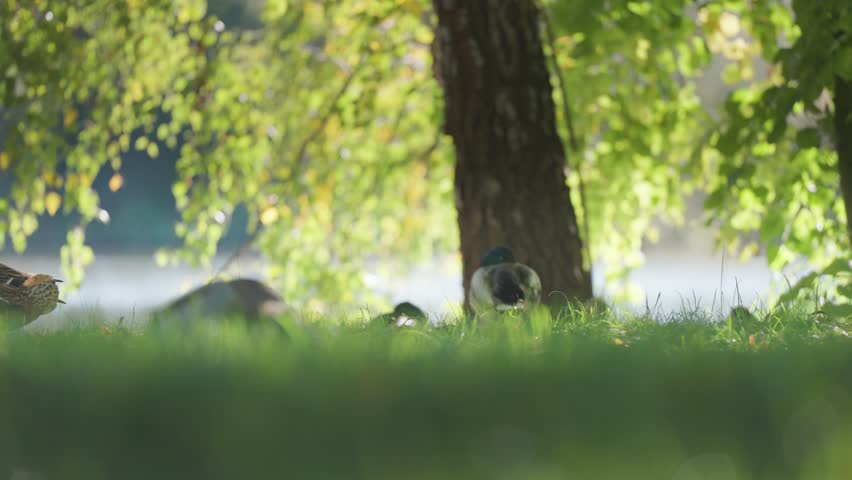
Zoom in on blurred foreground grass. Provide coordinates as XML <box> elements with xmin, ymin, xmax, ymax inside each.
<box><xmin>0</xmin><ymin>304</ymin><xmax>851</xmax><ymax>479</ymax></box>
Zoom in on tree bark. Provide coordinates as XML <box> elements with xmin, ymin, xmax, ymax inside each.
<box><xmin>834</xmin><ymin>75</ymin><xmax>852</xmax><ymax>247</ymax></box>
<box><xmin>432</xmin><ymin>0</ymin><xmax>592</xmax><ymax>307</ymax></box>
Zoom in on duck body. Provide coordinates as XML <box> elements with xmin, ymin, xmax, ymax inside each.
<box><xmin>0</xmin><ymin>263</ymin><xmax>65</xmax><ymax>325</ymax></box>
<box><xmin>152</xmin><ymin>278</ymin><xmax>287</xmax><ymax>332</ymax></box>
<box><xmin>469</xmin><ymin>246</ymin><xmax>541</xmax><ymax>316</ymax></box>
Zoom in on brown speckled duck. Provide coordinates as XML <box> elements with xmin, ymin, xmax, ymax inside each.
<box><xmin>0</xmin><ymin>262</ymin><xmax>65</xmax><ymax>325</ymax></box>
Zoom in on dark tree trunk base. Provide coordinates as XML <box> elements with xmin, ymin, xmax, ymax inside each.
<box><xmin>432</xmin><ymin>0</ymin><xmax>592</xmax><ymax>307</ymax></box>
<box><xmin>834</xmin><ymin>75</ymin><xmax>852</xmax><ymax>247</ymax></box>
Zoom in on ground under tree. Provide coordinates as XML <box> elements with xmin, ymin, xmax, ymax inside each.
<box><xmin>431</xmin><ymin>0</ymin><xmax>592</xmax><ymax>305</ymax></box>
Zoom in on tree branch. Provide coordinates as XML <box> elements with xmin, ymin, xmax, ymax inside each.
<box><xmin>539</xmin><ymin>2</ymin><xmax>591</xmax><ymax>272</ymax></box>
<box><xmin>213</xmin><ymin>62</ymin><xmax>364</xmax><ymax>279</ymax></box>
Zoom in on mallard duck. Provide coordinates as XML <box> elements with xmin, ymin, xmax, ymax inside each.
<box><xmin>469</xmin><ymin>246</ymin><xmax>541</xmax><ymax>316</ymax></box>
<box><xmin>0</xmin><ymin>263</ymin><xmax>65</xmax><ymax>325</ymax></box>
<box><xmin>152</xmin><ymin>278</ymin><xmax>287</xmax><ymax>332</ymax></box>
<box><xmin>373</xmin><ymin>301</ymin><xmax>427</xmax><ymax>327</ymax></box>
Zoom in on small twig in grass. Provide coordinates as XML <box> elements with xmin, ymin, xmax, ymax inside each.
<box><xmin>644</xmin><ymin>294</ymin><xmax>651</xmax><ymax>318</ymax></box>
<box><xmin>547</xmin><ymin>290</ymin><xmax>571</xmax><ymax>305</ymax></box>
<box><xmin>718</xmin><ymin>248</ymin><xmax>726</xmax><ymax>318</ymax></box>
<box><xmin>782</xmin><ymin>273</ymin><xmax>793</xmax><ymax>291</ymax></box>
<box><xmin>676</xmin><ymin>292</ymin><xmax>690</xmax><ymax>319</ymax></box>
<box><xmin>644</xmin><ymin>292</ymin><xmax>661</xmax><ymax>318</ymax></box>
<box><xmin>813</xmin><ymin>282</ymin><xmax>822</xmax><ymax>310</ymax></box>
<box><xmin>710</xmin><ymin>290</ymin><xmax>718</xmax><ymax>320</ymax></box>
<box><xmin>691</xmin><ymin>291</ymin><xmax>702</xmax><ymax>317</ymax></box>
<box><xmin>653</xmin><ymin>292</ymin><xmax>661</xmax><ymax>316</ymax></box>
<box><xmin>734</xmin><ymin>277</ymin><xmax>743</xmax><ymax>307</ymax></box>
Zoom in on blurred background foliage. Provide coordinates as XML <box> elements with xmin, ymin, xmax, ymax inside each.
<box><xmin>0</xmin><ymin>0</ymin><xmax>849</xmax><ymax>309</ymax></box>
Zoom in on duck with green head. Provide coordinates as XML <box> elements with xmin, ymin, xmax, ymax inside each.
<box><xmin>373</xmin><ymin>302</ymin><xmax>427</xmax><ymax>327</ymax></box>
<box><xmin>469</xmin><ymin>246</ymin><xmax>541</xmax><ymax>316</ymax></box>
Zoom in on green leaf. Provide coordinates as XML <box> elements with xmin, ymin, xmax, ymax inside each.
<box><xmin>146</xmin><ymin>142</ymin><xmax>160</xmax><ymax>158</ymax></box>
<box><xmin>134</xmin><ymin>136</ymin><xmax>149</xmax><ymax>151</ymax></box>
<box><xmin>795</xmin><ymin>128</ymin><xmax>820</xmax><ymax>150</ymax></box>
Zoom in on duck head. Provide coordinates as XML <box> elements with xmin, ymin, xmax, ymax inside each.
<box><xmin>392</xmin><ymin>302</ymin><xmax>426</xmax><ymax>321</ymax></box>
<box><xmin>22</xmin><ymin>273</ymin><xmax>62</xmax><ymax>288</ymax></box>
<box><xmin>480</xmin><ymin>245</ymin><xmax>515</xmax><ymax>267</ymax></box>
<box><xmin>375</xmin><ymin>302</ymin><xmax>427</xmax><ymax>327</ymax></box>
<box><xmin>23</xmin><ymin>274</ymin><xmax>64</xmax><ymax>316</ymax></box>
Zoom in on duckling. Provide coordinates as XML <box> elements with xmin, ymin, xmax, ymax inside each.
<box><xmin>0</xmin><ymin>263</ymin><xmax>66</xmax><ymax>325</ymax></box>
<box><xmin>469</xmin><ymin>246</ymin><xmax>541</xmax><ymax>316</ymax></box>
<box><xmin>373</xmin><ymin>301</ymin><xmax>427</xmax><ymax>327</ymax></box>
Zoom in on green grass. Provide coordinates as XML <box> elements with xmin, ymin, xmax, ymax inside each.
<box><xmin>0</xmin><ymin>304</ymin><xmax>851</xmax><ymax>479</ymax></box>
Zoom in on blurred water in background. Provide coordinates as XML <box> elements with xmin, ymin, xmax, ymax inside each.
<box><xmin>0</xmin><ymin>146</ymin><xmax>786</xmax><ymax>330</ymax></box>
<box><xmin>2</xmin><ymin>150</ymin><xmax>784</xmax><ymax>329</ymax></box>
<box><xmin>6</xmin><ymin>245</ymin><xmax>778</xmax><ymax>332</ymax></box>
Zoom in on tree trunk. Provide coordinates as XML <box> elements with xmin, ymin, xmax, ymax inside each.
<box><xmin>432</xmin><ymin>0</ymin><xmax>592</xmax><ymax>307</ymax></box>
<box><xmin>834</xmin><ymin>75</ymin><xmax>852</xmax><ymax>247</ymax></box>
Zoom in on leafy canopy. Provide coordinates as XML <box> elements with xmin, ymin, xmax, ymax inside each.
<box><xmin>0</xmin><ymin>0</ymin><xmax>849</xmax><ymax>309</ymax></box>
<box><xmin>0</xmin><ymin>0</ymin><xmax>454</xmax><ymax>310</ymax></box>
<box><xmin>545</xmin><ymin>0</ymin><xmax>850</xmax><ymax>305</ymax></box>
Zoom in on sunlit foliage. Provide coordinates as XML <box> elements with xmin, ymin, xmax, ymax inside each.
<box><xmin>696</xmin><ymin>1</ymin><xmax>851</xmax><ymax>305</ymax></box>
<box><xmin>0</xmin><ymin>0</ymin><xmax>454</xmax><ymax>309</ymax></box>
<box><xmin>545</xmin><ymin>0</ymin><xmax>712</xmax><ymax>296</ymax></box>
<box><xmin>545</xmin><ymin>0</ymin><xmax>850</xmax><ymax>304</ymax></box>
